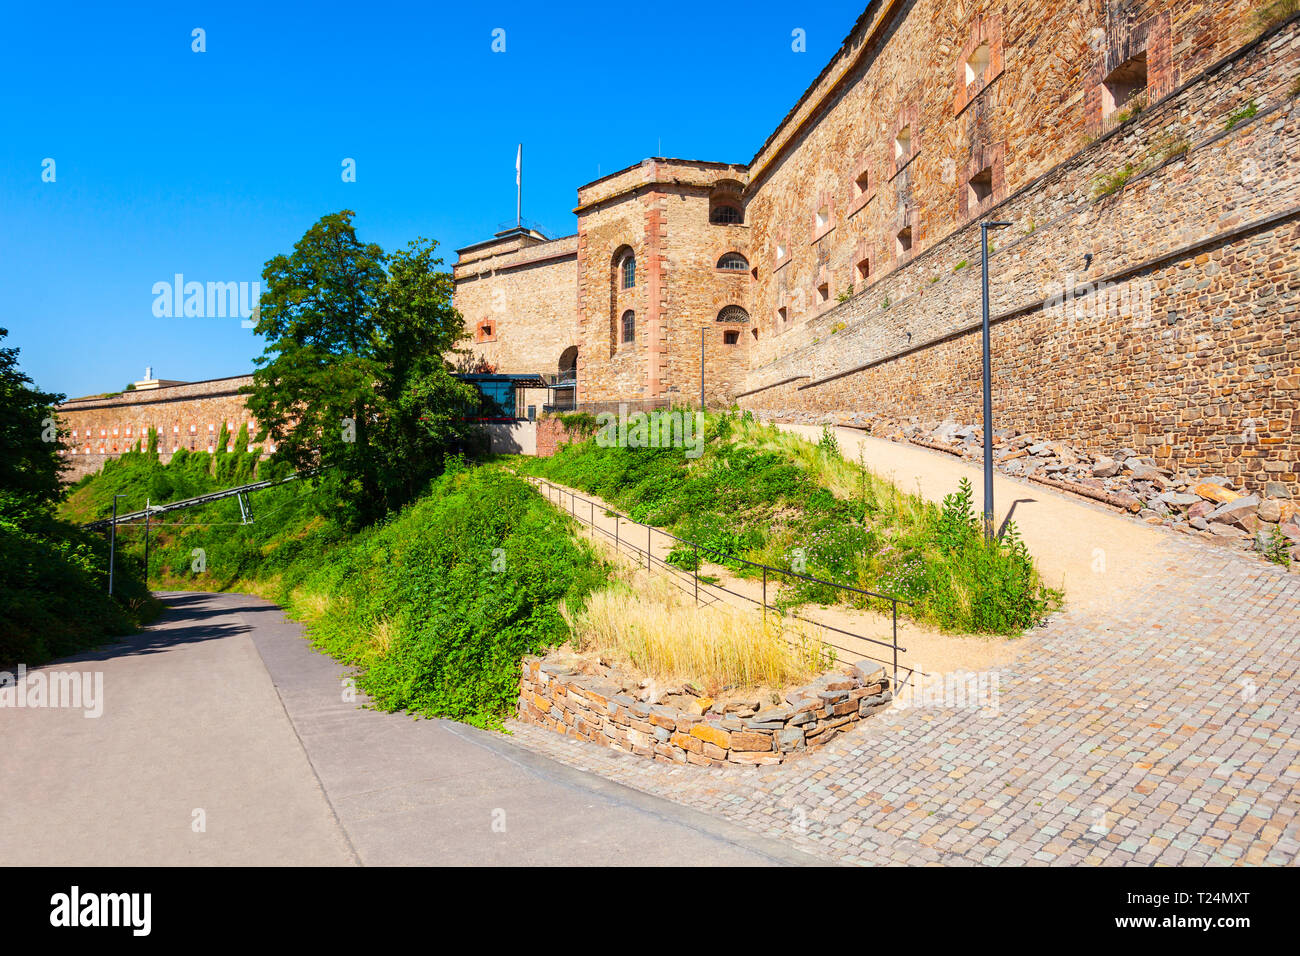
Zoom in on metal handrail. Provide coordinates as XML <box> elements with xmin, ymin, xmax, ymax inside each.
<box><xmin>81</xmin><ymin>472</ymin><xmax>306</xmax><ymax>531</ymax></box>
<box><xmin>529</xmin><ymin>477</ymin><xmax>916</xmax><ymax>688</ymax></box>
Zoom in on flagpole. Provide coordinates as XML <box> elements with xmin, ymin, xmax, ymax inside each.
<box><xmin>516</xmin><ymin>144</ymin><xmax>522</xmax><ymax>228</ymax></box>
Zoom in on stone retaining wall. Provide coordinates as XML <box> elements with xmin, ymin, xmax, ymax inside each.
<box><xmin>517</xmin><ymin>655</ymin><xmax>894</xmax><ymax>767</ymax></box>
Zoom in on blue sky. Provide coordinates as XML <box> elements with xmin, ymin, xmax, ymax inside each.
<box><xmin>1</xmin><ymin>0</ymin><xmax>866</xmax><ymax>397</ymax></box>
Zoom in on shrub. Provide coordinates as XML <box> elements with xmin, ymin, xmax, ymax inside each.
<box><xmin>1112</xmin><ymin>94</ymin><xmax>1147</xmax><ymax>125</ymax></box>
<box><xmin>305</xmin><ymin>469</ymin><xmax>607</xmax><ymax>727</ymax></box>
<box><xmin>555</xmin><ymin>411</ymin><xmax>599</xmax><ymax>440</ymax></box>
<box><xmin>1092</xmin><ymin>163</ymin><xmax>1140</xmax><ymax>199</ymax></box>
<box><xmin>0</xmin><ymin>503</ymin><xmax>158</xmax><ymax>666</ymax></box>
<box><xmin>1225</xmin><ymin>101</ymin><xmax>1259</xmax><ymax>130</ymax></box>
<box><xmin>1262</xmin><ymin>525</ymin><xmax>1292</xmax><ymax>568</ymax></box>
<box><xmin>818</xmin><ymin>424</ymin><xmax>841</xmax><ymax>458</ymax></box>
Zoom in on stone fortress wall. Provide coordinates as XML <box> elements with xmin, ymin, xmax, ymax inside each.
<box><xmin>55</xmin><ymin>376</ymin><xmax>258</xmax><ymax>481</ymax></box>
<box><xmin>455</xmin><ymin>0</ymin><xmax>1300</xmax><ymax>489</ymax></box>
<box><xmin>453</xmin><ymin>229</ymin><xmax>580</xmax><ymax>377</ymax></box>
<box><xmin>55</xmin><ymin>3</ymin><xmax>1299</xmax><ymax>489</ymax></box>
<box><xmin>737</xmin><ymin>0</ymin><xmax>1300</xmax><ymax>490</ymax></box>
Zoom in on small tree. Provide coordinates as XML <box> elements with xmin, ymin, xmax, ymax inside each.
<box><xmin>0</xmin><ymin>328</ymin><xmax>66</xmax><ymax>522</ymax></box>
<box><xmin>245</xmin><ymin>211</ymin><xmax>478</xmax><ymax>526</ymax></box>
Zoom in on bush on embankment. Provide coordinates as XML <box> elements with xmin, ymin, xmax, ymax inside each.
<box><xmin>75</xmin><ymin>457</ymin><xmax>606</xmax><ymax>728</ymax></box>
<box><xmin>0</xmin><ymin>327</ymin><xmax>159</xmax><ymax>666</ymax></box>
<box><xmin>0</xmin><ymin>499</ymin><xmax>159</xmax><ymax>666</ymax></box>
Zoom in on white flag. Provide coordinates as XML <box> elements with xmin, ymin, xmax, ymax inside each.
<box><xmin>515</xmin><ymin>144</ymin><xmax>521</xmax><ymax>186</ymax></box>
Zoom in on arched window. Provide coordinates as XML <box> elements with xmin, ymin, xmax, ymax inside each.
<box><xmin>621</xmin><ymin>310</ymin><xmax>635</xmax><ymax>344</ymax></box>
<box><xmin>620</xmin><ymin>253</ymin><xmax>636</xmax><ymax>289</ymax></box>
<box><xmin>717</xmin><ymin>252</ymin><xmax>749</xmax><ymax>271</ymax></box>
<box><xmin>710</xmin><ymin>204</ymin><xmax>743</xmax><ymax>225</ymax></box>
<box><xmin>717</xmin><ymin>305</ymin><xmax>750</xmax><ymax>323</ymax></box>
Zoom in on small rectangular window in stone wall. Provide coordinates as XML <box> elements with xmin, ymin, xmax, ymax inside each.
<box><xmin>892</xmin><ymin>207</ymin><xmax>918</xmax><ymax>263</ymax></box>
<box><xmin>888</xmin><ymin>104</ymin><xmax>920</xmax><ymax>180</ymax></box>
<box><xmin>1085</xmin><ymin>11</ymin><xmax>1173</xmax><ymax>136</ymax></box>
<box><xmin>960</xmin><ymin>142</ymin><xmax>1006</xmax><ymax>220</ymax></box>
<box><xmin>810</xmin><ymin>189</ymin><xmax>836</xmax><ymax>244</ymax></box>
<box><xmin>848</xmin><ymin>153</ymin><xmax>876</xmax><ymax>218</ymax></box>
<box><xmin>953</xmin><ymin>14</ymin><xmax>1004</xmax><ymax>116</ymax></box>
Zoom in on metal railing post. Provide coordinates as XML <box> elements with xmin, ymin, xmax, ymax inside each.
<box><xmin>614</xmin><ymin>513</ymin><xmax>619</xmax><ymax>557</ymax></box>
<box><xmin>694</xmin><ymin>543</ymin><xmax>699</xmax><ymax>605</ymax></box>
<box><xmin>892</xmin><ymin>599</ymin><xmax>899</xmax><ymax>688</ymax></box>
<box><xmin>647</xmin><ymin>525</ymin><xmax>651</xmax><ymax>570</ymax></box>
<box><xmin>762</xmin><ymin>568</ymin><xmax>767</xmax><ymax>617</ymax></box>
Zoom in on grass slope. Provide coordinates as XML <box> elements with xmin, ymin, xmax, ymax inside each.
<box><xmin>523</xmin><ymin>412</ymin><xmax>1060</xmax><ymax>635</ymax></box>
<box><xmin>66</xmin><ymin>455</ymin><xmax>605</xmax><ymax>728</ymax></box>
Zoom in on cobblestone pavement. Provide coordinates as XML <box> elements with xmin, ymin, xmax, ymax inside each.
<box><xmin>505</xmin><ymin>530</ymin><xmax>1300</xmax><ymax>865</ymax></box>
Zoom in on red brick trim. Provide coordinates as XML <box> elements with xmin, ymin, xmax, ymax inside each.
<box><xmin>848</xmin><ymin>152</ymin><xmax>877</xmax><ymax>217</ymax></box>
<box><xmin>1085</xmin><ymin>11</ymin><xmax>1173</xmax><ymax>136</ymax></box>
<box><xmin>958</xmin><ymin>141</ymin><xmax>1006</xmax><ymax>220</ymax></box>
<box><xmin>887</xmin><ymin>104</ymin><xmax>921</xmax><ymax>180</ymax></box>
<box><xmin>643</xmin><ymin>193</ymin><xmax>668</xmax><ymax>398</ymax></box>
<box><xmin>953</xmin><ymin>13</ymin><xmax>1004</xmax><ymax>116</ymax></box>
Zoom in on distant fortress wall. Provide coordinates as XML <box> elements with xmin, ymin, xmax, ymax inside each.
<box><xmin>55</xmin><ymin>375</ymin><xmax>258</xmax><ymax>482</ymax></box>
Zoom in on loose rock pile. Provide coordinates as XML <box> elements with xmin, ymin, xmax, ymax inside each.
<box><xmin>766</xmin><ymin>411</ymin><xmax>1299</xmax><ymax>567</ymax></box>
<box><xmin>518</xmin><ymin>654</ymin><xmax>894</xmax><ymax>767</ymax></box>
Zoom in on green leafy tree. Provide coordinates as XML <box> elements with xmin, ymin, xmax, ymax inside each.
<box><xmin>0</xmin><ymin>327</ymin><xmax>66</xmax><ymax>520</ymax></box>
<box><xmin>0</xmin><ymin>330</ymin><xmax>158</xmax><ymax>664</ymax></box>
<box><xmin>245</xmin><ymin>211</ymin><xmax>478</xmax><ymax>526</ymax></box>
<box><xmin>371</xmin><ymin>238</ymin><xmax>480</xmax><ymax>508</ymax></box>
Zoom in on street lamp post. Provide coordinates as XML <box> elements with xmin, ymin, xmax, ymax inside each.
<box><xmin>980</xmin><ymin>221</ymin><xmax>1012</xmax><ymax>542</ymax></box>
<box><xmin>108</xmin><ymin>493</ymin><xmax>127</xmax><ymax>595</ymax></box>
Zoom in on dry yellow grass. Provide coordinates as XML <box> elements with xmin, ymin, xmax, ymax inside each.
<box><xmin>368</xmin><ymin>617</ymin><xmax>397</xmax><ymax>657</ymax></box>
<box><xmin>290</xmin><ymin>589</ymin><xmax>335</xmax><ymax>624</ymax></box>
<box><xmin>561</xmin><ymin>574</ymin><xmax>834</xmax><ymax>695</ymax></box>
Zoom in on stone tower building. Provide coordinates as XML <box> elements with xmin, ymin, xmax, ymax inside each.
<box><xmin>454</xmin><ymin>0</ymin><xmax>1300</xmax><ymax>489</ymax></box>
<box><xmin>55</xmin><ymin>2</ymin><xmax>1299</xmax><ymax>490</ymax></box>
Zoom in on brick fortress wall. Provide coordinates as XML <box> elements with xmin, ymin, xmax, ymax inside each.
<box><xmin>738</xmin><ymin>9</ymin><xmax>1300</xmax><ymax>490</ymax></box>
<box><xmin>448</xmin><ymin>2</ymin><xmax>1297</xmax><ymax>488</ymax></box>
<box><xmin>55</xmin><ymin>376</ymin><xmax>258</xmax><ymax>482</ymax></box>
